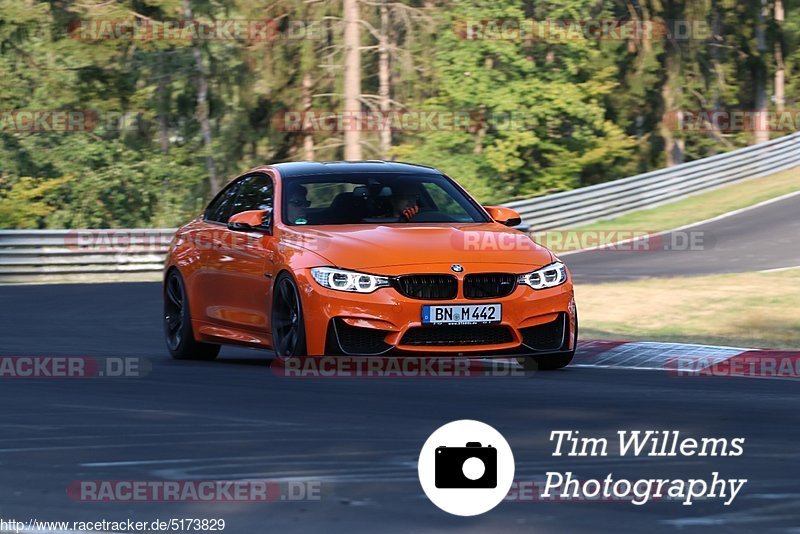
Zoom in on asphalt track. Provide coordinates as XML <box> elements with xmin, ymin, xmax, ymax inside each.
<box><xmin>563</xmin><ymin>192</ymin><xmax>800</xmax><ymax>282</ymax></box>
<box><xmin>0</xmin><ymin>282</ymin><xmax>798</xmax><ymax>533</ymax></box>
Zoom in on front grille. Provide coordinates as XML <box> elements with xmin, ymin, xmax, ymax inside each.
<box><xmin>332</xmin><ymin>319</ymin><xmax>391</xmax><ymax>355</ymax></box>
<box><xmin>463</xmin><ymin>273</ymin><xmax>517</xmax><ymax>299</ymax></box>
<box><xmin>520</xmin><ymin>314</ymin><xmax>566</xmax><ymax>351</ymax></box>
<box><xmin>391</xmin><ymin>274</ymin><xmax>457</xmax><ymax>300</ymax></box>
<box><xmin>400</xmin><ymin>325</ymin><xmax>514</xmax><ymax>346</ymax></box>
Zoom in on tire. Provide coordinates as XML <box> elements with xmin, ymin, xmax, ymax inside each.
<box><xmin>517</xmin><ymin>314</ymin><xmax>578</xmax><ymax>371</ymax></box>
<box><xmin>518</xmin><ymin>350</ymin><xmax>575</xmax><ymax>371</ymax></box>
<box><xmin>271</xmin><ymin>272</ymin><xmax>308</xmax><ymax>357</ymax></box>
<box><xmin>164</xmin><ymin>270</ymin><xmax>220</xmax><ymax>360</ymax></box>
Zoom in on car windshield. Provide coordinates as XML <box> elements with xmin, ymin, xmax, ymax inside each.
<box><xmin>281</xmin><ymin>172</ymin><xmax>490</xmax><ymax>226</ymax></box>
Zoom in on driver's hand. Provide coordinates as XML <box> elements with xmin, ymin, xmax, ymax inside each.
<box><xmin>401</xmin><ymin>205</ymin><xmax>420</xmax><ymax>221</ymax></box>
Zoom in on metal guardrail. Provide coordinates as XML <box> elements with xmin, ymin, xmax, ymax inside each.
<box><xmin>502</xmin><ymin>131</ymin><xmax>800</xmax><ymax>230</ymax></box>
<box><xmin>0</xmin><ymin>229</ymin><xmax>175</xmax><ymax>282</ymax></box>
<box><xmin>1</xmin><ymin>133</ymin><xmax>798</xmax><ymax>281</ymax></box>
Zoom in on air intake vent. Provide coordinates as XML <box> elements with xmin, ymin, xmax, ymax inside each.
<box><xmin>463</xmin><ymin>273</ymin><xmax>516</xmax><ymax>299</ymax></box>
<box><xmin>391</xmin><ymin>274</ymin><xmax>458</xmax><ymax>300</ymax></box>
<box><xmin>520</xmin><ymin>314</ymin><xmax>567</xmax><ymax>351</ymax></box>
<box><xmin>400</xmin><ymin>325</ymin><xmax>513</xmax><ymax>346</ymax></box>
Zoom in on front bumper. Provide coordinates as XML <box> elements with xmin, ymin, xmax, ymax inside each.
<box><xmin>295</xmin><ymin>265</ymin><xmax>577</xmax><ymax>357</ymax></box>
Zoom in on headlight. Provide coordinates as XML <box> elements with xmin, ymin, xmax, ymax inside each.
<box><xmin>310</xmin><ymin>267</ymin><xmax>390</xmax><ymax>293</ymax></box>
<box><xmin>517</xmin><ymin>261</ymin><xmax>568</xmax><ymax>290</ymax></box>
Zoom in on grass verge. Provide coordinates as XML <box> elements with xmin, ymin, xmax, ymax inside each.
<box><xmin>576</xmin><ymin>268</ymin><xmax>800</xmax><ymax>350</ymax></box>
<box><xmin>540</xmin><ymin>168</ymin><xmax>800</xmax><ymax>255</ymax></box>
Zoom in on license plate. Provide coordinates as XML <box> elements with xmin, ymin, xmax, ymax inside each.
<box><xmin>422</xmin><ymin>304</ymin><xmax>501</xmax><ymax>325</ymax></box>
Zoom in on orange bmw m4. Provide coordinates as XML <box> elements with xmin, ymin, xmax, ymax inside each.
<box><xmin>163</xmin><ymin>161</ymin><xmax>577</xmax><ymax>369</ymax></box>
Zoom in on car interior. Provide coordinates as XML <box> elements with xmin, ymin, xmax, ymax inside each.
<box><xmin>289</xmin><ymin>178</ymin><xmax>475</xmax><ymax>225</ymax></box>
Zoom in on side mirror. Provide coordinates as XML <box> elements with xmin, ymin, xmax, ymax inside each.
<box><xmin>227</xmin><ymin>208</ymin><xmax>272</xmax><ymax>232</ymax></box>
<box><xmin>484</xmin><ymin>206</ymin><xmax>522</xmax><ymax>227</ymax></box>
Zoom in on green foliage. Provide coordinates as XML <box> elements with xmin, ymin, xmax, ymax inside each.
<box><xmin>0</xmin><ymin>0</ymin><xmax>795</xmax><ymax>227</ymax></box>
<box><xmin>395</xmin><ymin>0</ymin><xmax>636</xmax><ymax>199</ymax></box>
<box><xmin>0</xmin><ymin>175</ymin><xmax>69</xmax><ymax>228</ymax></box>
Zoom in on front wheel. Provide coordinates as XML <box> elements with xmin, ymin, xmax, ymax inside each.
<box><xmin>271</xmin><ymin>273</ymin><xmax>307</xmax><ymax>357</ymax></box>
<box><xmin>164</xmin><ymin>270</ymin><xmax>220</xmax><ymax>361</ymax></box>
<box><xmin>518</xmin><ymin>351</ymin><xmax>575</xmax><ymax>371</ymax></box>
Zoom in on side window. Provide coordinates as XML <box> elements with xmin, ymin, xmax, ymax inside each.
<box><xmin>230</xmin><ymin>174</ymin><xmax>274</xmax><ymax>216</ymax></box>
<box><xmin>205</xmin><ymin>182</ymin><xmax>241</xmax><ymax>223</ymax></box>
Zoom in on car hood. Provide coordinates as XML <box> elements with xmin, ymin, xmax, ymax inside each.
<box><xmin>280</xmin><ymin>223</ymin><xmax>554</xmax><ymax>271</ymax></box>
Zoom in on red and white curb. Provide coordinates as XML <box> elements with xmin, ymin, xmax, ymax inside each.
<box><xmin>570</xmin><ymin>340</ymin><xmax>800</xmax><ymax>380</ymax></box>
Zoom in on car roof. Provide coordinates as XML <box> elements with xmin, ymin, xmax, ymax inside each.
<box><xmin>268</xmin><ymin>160</ymin><xmax>441</xmax><ymax>178</ymax></box>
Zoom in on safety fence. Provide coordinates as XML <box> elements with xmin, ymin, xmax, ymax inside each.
<box><xmin>1</xmin><ymin>133</ymin><xmax>798</xmax><ymax>282</ymax></box>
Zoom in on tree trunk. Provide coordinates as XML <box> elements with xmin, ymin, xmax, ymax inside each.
<box><xmin>753</xmin><ymin>0</ymin><xmax>770</xmax><ymax>144</ymax></box>
<box><xmin>182</xmin><ymin>0</ymin><xmax>219</xmax><ymax>192</ymax></box>
<box><xmin>343</xmin><ymin>0</ymin><xmax>362</xmax><ymax>160</ymax></box>
<box><xmin>775</xmin><ymin>0</ymin><xmax>785</xmax><ymax>114</ymax></box>
<box><xmin>710</xmin><ymin>2</ymin><xmax>722</xmax><ymax>111</ymax></box>
<box><xmin>661</xmin><ymin>50</ymin><xmax>684</xmax><ymax>166</ymax></box>
<box><xmin>157</xmin><ymin>71</ymin><xmax>170</xmax><ymax>155</ymax></box>
<box><xmin>302</xmin><ymin>72</ymin><xmax>314</xmax><ymax>160</ymax></box>
<box><xmin>378</xmin><ymin>0</ymin><xmax>392</xmax><ymax>159</ymax></box>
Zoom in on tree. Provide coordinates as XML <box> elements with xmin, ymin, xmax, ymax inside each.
<box><xmin>343</xmin><ymin>0</ymin><xmax>362</xmax><ymax>159</ymax></box>
<box><xmin>394</xmin><ymin>0</ymin><xmax>635</xmax><ymax>200</ymax></box>
<box><xmin>1</xmin><ymin>0</ymin><xmax>797</xmax><ymax>228</ymax></box>
<box><xmin>182</xmin><ymin>0</ymin><xmax>219</xmax><ymax>191</ymax></box>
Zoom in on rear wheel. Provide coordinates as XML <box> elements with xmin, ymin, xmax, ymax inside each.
<box><xmin>271</xmin><ymin>273</ymin><xmax>307</xmax><ymax>357</ymax></box>
<box><xmin>164</xmin><ymin>270</ymin><xmax>220</xmax><ymax>360</ymax></box>
<box><xmin>517</xmin><ymin>315</ymin><xmax>578</xmax><ymax>371</ymax></box>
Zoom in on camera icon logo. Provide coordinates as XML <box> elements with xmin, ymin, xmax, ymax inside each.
<box><xmin>418</xmin><ymin>420</ymin><xmax>515</xmax><ymax>516</ymax></box>
<box><xmin>435</xmin><ymin>442</ymin><xmax>497</xmax><ymax>488</ymax></box>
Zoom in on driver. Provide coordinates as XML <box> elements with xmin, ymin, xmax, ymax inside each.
<box><xmin>389</xmin><ymin>183</ymin><xmax>420</xmax><ymax>221</ymax></box>
<box><xmin>285</xmin><ymin>184</ymin><xmax>310</xmax><ymax>224</ymax></box>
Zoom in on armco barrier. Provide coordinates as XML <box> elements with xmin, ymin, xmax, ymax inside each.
<box><xmin>0</xmin><ymin>229</ymin><xmax>174</xmax><ymax>282</ymax></box>
<box><xmin>502</xmin><ymin>131</ymin><xmax>800</xmax><ymax>230</ymax></box>
<box><xmin>1</xmin><ymin>133</ymin><xmax>798</xmax><ymax>281</ymax></box>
